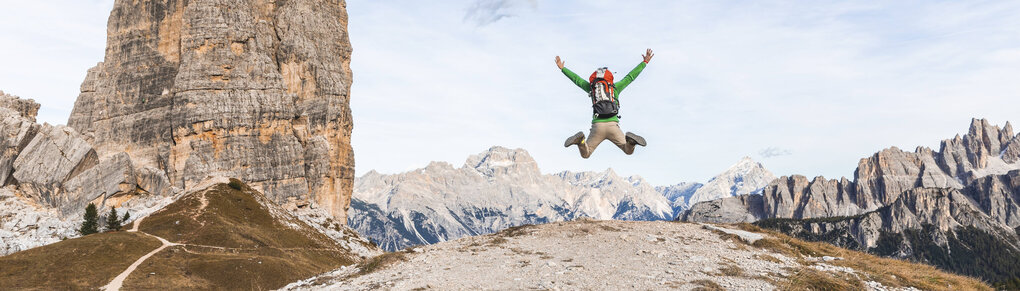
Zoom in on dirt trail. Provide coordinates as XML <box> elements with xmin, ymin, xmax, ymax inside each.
<box><xmin>102</xmin><ymin>231</ymin><xmax>181</xmax><ymax>291</ymax></box>
<box><xmin>128</xmin><ymin>216</ymin><xmax>144</xmax><ymax>232</ymax></box>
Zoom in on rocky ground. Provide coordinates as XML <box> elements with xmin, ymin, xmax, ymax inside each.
<box><xmin>285</xmin><ymin>219</ymin><xmax>988</xmax><ymax>290</ymax></box>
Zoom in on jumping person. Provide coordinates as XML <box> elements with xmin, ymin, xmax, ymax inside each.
<box><xmin>558</xmin><ymin>49</ymin><xmax>652</xmax><ymax>159</ymax></box>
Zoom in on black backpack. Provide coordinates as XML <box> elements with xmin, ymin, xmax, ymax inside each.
<box><xmin>589</xmin><ymin>67</ymin><xmax>618</xmax><ymax>119</ymax></box>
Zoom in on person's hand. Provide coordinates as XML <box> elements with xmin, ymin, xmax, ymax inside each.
<box><xmin>555</xmin><ymin>56</ymin><xmax>565</xmax><ymax>69</ymax></box>
<box><xmin>642</xmin><ymin>49</ymin><xmax>654</xmax><ymax>63</ymax></box>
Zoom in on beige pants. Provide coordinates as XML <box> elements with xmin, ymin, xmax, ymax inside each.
<box><xmin>578</xmin><ymin>122</ymin><xmax>634</xmax><ymax>159</ymax></box>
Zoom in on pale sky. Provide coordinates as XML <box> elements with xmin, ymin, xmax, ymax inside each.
<box><xmin>1</xmin><ymin>0</ymin><xmax>1019</xmax><ymax>185</ymax></box>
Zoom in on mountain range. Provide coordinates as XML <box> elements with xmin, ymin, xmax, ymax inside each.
<box><xmin>347</xmin><ymin>146</ymin><xmax>776</xmax><ymax>251</ymax></box>
<box><xmin>681</xmin><ymin>118</ymin><xmax>1020</xmax><ymax>288</ymax></box>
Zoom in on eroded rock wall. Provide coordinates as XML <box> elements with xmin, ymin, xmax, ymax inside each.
<box><xmin>67</xmin><ymin>0</ymin><xmax>355</xmax><ymax>222</ymax></box>
<box><xmin>683</xmin><ymin>118</ymin><xmax>1020</xmax><ymax>223</ymax></box>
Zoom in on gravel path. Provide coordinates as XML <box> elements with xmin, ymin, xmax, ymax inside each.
<box><xmin>284</xmin><ymin>220</ymin><xmax>802</xmax><ymax>290</ymax></box>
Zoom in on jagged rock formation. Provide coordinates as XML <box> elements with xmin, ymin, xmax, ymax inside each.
<box><xmin>348</xmin><ymin>146</ymin><xmax>775</xmax><ymax>251</ymax></box>
<box><xmin>754</xmin><ymin>171</ymin><xmax>1020</xmax><ymax>287</ymax></box>
<box><xmin>66</xmin><ymin>0</ymin><xmax>355</xmax><ymax>222</ymax></box>
<box><xmin>680</xmin><ymin>119</ymin><xmax>1020</xmax><ymax>287</ymax></box>
<box><xmin>682</xmin><ymin>118</ymin><xmax>1020</xmax><ymax>223</ymax></box>
<box><xmin>0</xmin><ymin>91</ymin><xmax>39</xmax><ymax>123</ymax></box>
<box><xmin>757</xmin><ymin>171</ymin><xmax>1020</xmax><ymax>250</ymax></box>
<box><xmin>0</xmin><ymin>94</ymin><xmax>173</xmax><ymax>218</ymax></box>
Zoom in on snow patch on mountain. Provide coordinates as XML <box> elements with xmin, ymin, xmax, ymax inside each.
<box><xmin>348</xmin><ymin>147</ymin><xmax>777</xmax><ymax>251</ymax></box>
<box><xmin>687</xmin><ymin>157</ymin><xmax>777</xmax><ymax>207</ymax></box>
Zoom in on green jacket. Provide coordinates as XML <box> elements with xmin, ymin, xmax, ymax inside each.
<box><xmin>561</xmin><ymin>61</ymin><xmax>647</xmax><ymax>123</ymax></box>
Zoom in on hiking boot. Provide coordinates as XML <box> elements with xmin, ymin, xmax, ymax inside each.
<box><xmin>564</xmin><ymin>132</ymin><xmax>584</xmax><ymax>147</ymax></box>
<box><xmin>626</xmin><ymin>132</ymin><xmax>646</xmax><ymax>147</ymax></box>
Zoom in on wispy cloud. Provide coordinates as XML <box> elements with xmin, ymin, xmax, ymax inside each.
<box><xmin>464</xmin><ymin>0</ymin><xmax>537</xmax><ymax>26</ymax></box>
<box><xmin>759</xmin><ymin>147</ymin><xmax>793</xmax><ymax>158</ymax></box>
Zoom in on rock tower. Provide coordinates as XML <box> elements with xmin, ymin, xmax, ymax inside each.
<box><xmin>67</xmin><ymin>0</ymin><xmax>355</xmax><ymax>221</ymax></box>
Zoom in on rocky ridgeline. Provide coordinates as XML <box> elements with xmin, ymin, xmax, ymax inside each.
<box><xmin>683</xmin><ymin>118</ymin><xmax>1020</xmax><ymax>225</ymax></box>
<box><xmin>348</xmin><ymin>146</ymin><xmax>776</xmax><ymax>251</ymax></box>
<box><xmin>680</xmin><ymin>119</ymin><xmax>1020</xmax><ymax>286</ymax></box>
<box><xmin>66</xmin><ymin>0</ymin><xmax>355</xmax><ymax>222</ymax></box>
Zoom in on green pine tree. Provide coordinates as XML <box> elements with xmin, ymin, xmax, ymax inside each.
<box><xmin>106</xmin><ymin>207</ymin><xmax>122</xmax><ymax>231</ymax></box>
<box><xmin>79</xmin><ymin>203</ymin><xmax>99</xmax><ymax>235</ymax></box>
<box><xmin>121</xmin><ymin>210</ymin><xmax>131</xmax><ymax>226</ymax></box>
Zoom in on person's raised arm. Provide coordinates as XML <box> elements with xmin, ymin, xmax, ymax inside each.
<box><xmin>615</xmin><ymin>48</ymin><xmax>653</xmax><ymax>93</ymax></box>
<box><xmin>556</xmin><ymin>56</ymin><xmax>591</xmax><ymax>93</ymax></box>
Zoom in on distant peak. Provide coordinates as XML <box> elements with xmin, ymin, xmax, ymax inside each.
<box><xmin>601</xmin><ymin>168</ymin><xmax>618</xmax><ymax>177</ymax></box>
<box><xmin>464</xmin><ymin>146</ymin><xmax>538</xmax><ymax>175</ymax></box>
<box><xmin>730</xmin><ymin>156</ymin><xmax>762</xmax><ymax>168</ymax></box>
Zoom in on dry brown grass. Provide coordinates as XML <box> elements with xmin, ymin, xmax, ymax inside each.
<box><xmin>0</xmin><ymin>232</ymin><xmax>161</xmax><ymax>289</ymax></box>
<box><xmin>735</xmin><ymin>223</ymin><xmax>992</xmax><ymax>291</ymax></box>
<box><xmin>357</xmin><ymin>251</ymin><xmax>409</xmax><ymax>275</ymax></box>
<box><xmin>756</xmin><ymin>254</ymin><xmax>784</xmax><ymax>264</ymax></box>
<box><xmin>497</xmin><ymin>224</ymin><xmax>536</xmax><ymax>237</ymax></box>
<box><xmin>487</xmin><ymin>236</ymin><xmax>508</xmax><ymax>246</ymax></box>
<box><xmin>1</xmin><ymin>180</ymin><xmax>363</xmax><ymax>290</ymax></box>
<box><xmin>778</xmin><ymin>266</ymin><xmax>865</xmax><ymax>291</ymax></box>
<box><xmin>690</xmin><ymin>279</ymin><xmax>724</xmax><ymax>291</ymax></box>
<box><xmin>717</xmin><ymin>263</ymin><xmax>745</xmax><ymax>277</ymax></box>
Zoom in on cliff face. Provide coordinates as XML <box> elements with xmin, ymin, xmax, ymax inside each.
<box><xmin>67</xmin><ymin>0</ymin><xmax>355</xmax><ymax>221</ymax></box>
<box><xmin>682</xmin><ymin>118</ymin><xmax>1019</xmax><ymax>223</ymax></box>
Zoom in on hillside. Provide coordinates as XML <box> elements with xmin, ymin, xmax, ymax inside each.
<box><xmin>0</xmin><ymin>179</ymin><xmax>378</xmax><ymax>290</ymax></box>
<box><xmin>286</xmin><ymin>219</ymin><xmax>990</xmax><ymax>290</ymax></box>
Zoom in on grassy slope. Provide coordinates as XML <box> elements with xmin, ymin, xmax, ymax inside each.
<box><xmin>734</xmin><ymin>224</ymin><xmax>992</xmax><ymax>291</ymax></box>
<box><xmin>124</xmin><ymin>181</ymin><xmax>358</xmax><ymax>289</ymax></box>
<box><xmin>0</xmin><ymin>180</ymin><xmax>359</xmax><ymax>290</ymax></box>
<box><xmin>0</xmin><ymin>231</ymin><xmax>161</xmax><ymax>290</ymax></box>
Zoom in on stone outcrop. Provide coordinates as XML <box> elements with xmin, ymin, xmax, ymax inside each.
<box><xmin>0</xmin><ymin>96</ymin><xmax>173</xmax><ymax>217</ymax></box>
<box><xmin>12</xmin><ymin>125</ymin><xmax>99</xmax><ymax>213</ymax></box>
<box><xmin>682</xmin><ymin>118</ymin><xmax>1020</xmax><ymax>223</ymax></box>
<box><xmin>1004</xmin><ymin>133</ymin><xmax>1020</xmax><ymax>164</ymax></box>
<box><xmin>0</xmin><ymin>92</ymin><xmax>40</xmax><ymax>123</ymax></box>
<box><xmin>0</xmin><ymin>109</ymin><xmax>39</xmax><ymax>186</ymax></box>
<box><xmin>66</xmin><ymin>0</ymin><xmax>355</xmax><ymax>222</ymax></box>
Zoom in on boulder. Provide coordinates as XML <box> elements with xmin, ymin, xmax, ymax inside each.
<box><xmin>0</xmin><ymin>108</ymin><xmax>40</xmax><ymax>185</ymax></box>
<box><xmin>12</xmin><ymin>125</ymin><xmax>98</xmax><ymax>206</ymax></box>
